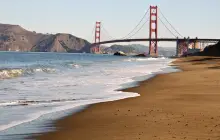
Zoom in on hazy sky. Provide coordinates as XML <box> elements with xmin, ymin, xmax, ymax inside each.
<box><xmin>0</xmin><ymin>0</ymin><xmax>219</xmax><ymax>46</ymax></box>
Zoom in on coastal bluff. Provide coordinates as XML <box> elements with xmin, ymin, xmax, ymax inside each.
<box><xmin>188</xmin><ymin>41</ymin><xmax>220</xmax><ymax>56</ymax></box>
<box><xmin>0</xmin><ymin>23</ymin><xmax>91</xmax><ymax>53</ymax></box>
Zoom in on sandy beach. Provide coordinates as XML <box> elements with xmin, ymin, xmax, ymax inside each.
<box><xmin>34</xmin><ymin>56</ymin><xmax>220</xmax><ymax>140</ymax></box>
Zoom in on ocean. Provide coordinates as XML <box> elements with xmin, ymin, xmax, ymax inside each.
<box><xmin>0</xmin><ymin>52</ymin><xmax>177</xmax><ymax>140</ymax></box>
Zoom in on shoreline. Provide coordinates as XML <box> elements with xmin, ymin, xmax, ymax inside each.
<box><xmin>30</xmin><ymin>58</ymin><xmax>178</xmax><ymax>140</ymax></box>
<box><xmin>0</xmin><ymin>56</ymin><xmax>171</xmax><ymax>140</ymax></box>
<box><xmin>27</xmin><ymin>59</ymin><xmax>177</xmax><ymax>139</ymax></box>
<box><xmin>34</xmin><ymin>56</ymin><xmax>220</xmax><ymax>140</ymax></box>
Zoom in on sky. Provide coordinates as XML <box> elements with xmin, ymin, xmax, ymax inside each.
<box><xmin>0</xmin><ymin>0</ymin><xmax>219</xmax><ymax>47</ymax></box>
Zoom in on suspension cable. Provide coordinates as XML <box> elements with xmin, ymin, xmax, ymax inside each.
<box><xmin>126</xmin><ymin>18</ymin><xmax>150</xmax><ymax>39</ymax></box>
<box><xmin>121</xmin><ymin>8</ymin><xmax>150</xmax><ymax>39</ymax></box>
<box><xmin>158</xmin><ymin>8</ymin><xmax>183</xmax><ymax>37</ymax></box>
<box><xmin>158</xmin><ymin>16</ymin><xmax>177</xmax><ymax>38</ymax></box>
<box><xmin>101</xmin><ymin>25</ymin><xmax>115</xmax><ymax>40</ymax></box>
<box><xmin>90</xmin><ymin>25</ymin><xmax>96</xmax><ymax>42</ymax></box>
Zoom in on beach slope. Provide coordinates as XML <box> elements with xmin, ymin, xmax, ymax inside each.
<box><xmin>35</xmin><ymin>56</ymin><xmax>220</xmax><ymax>140</ymax></box>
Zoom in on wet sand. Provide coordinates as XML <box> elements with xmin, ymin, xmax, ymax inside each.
<box><xmin>35</xmin><ymin>56</ymin><xmax>220</xmax><ymax>140</ymax></box>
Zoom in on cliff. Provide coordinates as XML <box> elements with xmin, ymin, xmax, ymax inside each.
<box><xmin>0</xmin><ymin>23</ymin><xmax>91</xmax><ymax>53</ymax></box>
<box><xmin>196</xmin><ymin>42</ymin><xmax>220</xmax><ymax>56</ymax></box>
<box><xmin>188</xmin><ymin>42</ymin><xmax>220</xmax><ymax>56</ymax></box>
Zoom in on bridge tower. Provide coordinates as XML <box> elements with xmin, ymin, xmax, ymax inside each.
<box><xmin>94</xmin><ymin>21</ymin><xmax>101</xmax><ymax>53</ymax></box>
<box><xmin>148</xmin><ymin>6</ymin><xmax>158</xmax><ymax>56</ymax></box>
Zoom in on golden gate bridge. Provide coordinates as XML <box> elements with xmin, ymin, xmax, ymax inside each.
<box><xmin>89</xmin><ymin>6</ymin><xmax>220</xmax><ymax>57</ymax></box>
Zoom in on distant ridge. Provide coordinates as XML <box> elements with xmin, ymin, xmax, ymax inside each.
<box><xmin>0</xmin><ymin>23</ymin><xmax>91</xmax><ymax>53</ymax></box>
<box><xmin>102</xmin><ymin>44</ymin><xmax>176</xmax><ymax>57</ymax></box>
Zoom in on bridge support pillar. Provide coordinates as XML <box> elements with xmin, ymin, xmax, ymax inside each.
<box><xmin>176</xmin><ymin>40</ymin><xmax>189</xmax><ymax>57</ymax></box>
<box><xmin>148</xmin><ymin>6</ymin><xmax>158</xmax><ymax>57</ymax></box>
<box><xmin>194</xmin><ymin>41</ymin><xmax>199</xmax><ymax>49</ymax></box>
<box><xmin>176</xmin><ymin>40</ymin><xmax>179</xmax><ymax>57</ymax></box>
<box><xmin>94</xmin><ymin>21</ymin><xmax>101</xmax><ymax>54</ymax></box>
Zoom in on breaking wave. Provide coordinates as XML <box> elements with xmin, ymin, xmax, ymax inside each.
<box><xmin>0</xmin><ymin>69</ymin><xmax>24</xmax><ymax>79</ymax></box>
<box><xmin>68</xmin><ymin>64</ymin><xmax>81</xmax><ymax>68</ymax></box>
<box><xmin>124</xmin><ymin>57</ymin><xmax>167</xmax><ymax>62</ymax></box>
<box><xmin>0</xmin><ymin>62</ymin><xmax>84</xmax><ymax>80</ymax></box>
<box><xmin>0</xmin><ymin>99</ymin><xmax>78</xmax><ymax>107</ymax></box>
<box><xmin>0</xmin><ymin>68</ymin><xmax>56</xmax><ymax>79</ymax></box>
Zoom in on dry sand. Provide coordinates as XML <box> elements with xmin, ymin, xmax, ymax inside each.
<box><xmin>35</xmin><ymin>56</ymin><xmax>220</xmax><ymax>140</ymax></box>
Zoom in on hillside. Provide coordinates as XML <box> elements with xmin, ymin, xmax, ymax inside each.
<box><xmin>103</xmin><ymin>44</ymin><xmax>176</xmax><ymax>57</ymax></box>
<box><xmin>0</xmin><ymin>23</ymin><xmax>91</xmax><ymax>53</ymax></box>
<box><xmin>103</xmin><ymin>44</ymin><xmax>147</xmax><ymax>54</ymax></box>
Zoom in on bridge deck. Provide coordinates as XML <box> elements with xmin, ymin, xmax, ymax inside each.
<box><xmin>91</xmin><ymin>38</ymin><xmax>220</xmax><ymax>46</ymax></box>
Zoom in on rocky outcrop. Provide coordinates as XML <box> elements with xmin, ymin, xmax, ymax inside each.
<box><xmin>0</xmin><ymin>23</ymin><xmax>91</xmax><ymax>53</ymax></box>
<box><xmin>114</xmin><ymin>51</ymin><xmax>126</xmax><ymax>56</ymax></box>
<box><xmin>31</xmin><ymin>34</ymin><xmax>91</xmax><ymax>53</ymax></box>
<box><xmin>191</xmin><ymin>42</ymin><xmax>220</xmax><ymax>56</ymax></box>
<box><xmin>133</xmin><ymin>53</ymin><xmax>146</xmax><ymax>57</ymax></box>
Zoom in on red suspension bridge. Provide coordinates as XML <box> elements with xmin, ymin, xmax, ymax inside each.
<box><xmin>90</xmin><ymin>6</ymin><xmax>220</xmax><ymax>57</ymax></box>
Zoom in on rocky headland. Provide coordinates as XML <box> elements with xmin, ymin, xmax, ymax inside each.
<box><xmin>0</xmin><ymin>23</ymin><xmax>91</xmax><ymax>53</ymax></box>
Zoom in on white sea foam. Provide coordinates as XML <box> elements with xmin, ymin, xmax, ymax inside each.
<box><xmin>0</xmin><ymin>101</ymin><xmax>19</xmax><ymax>107</ymax></box>
<box><xmin>0</xmin><ymin>53</ymin><xmax>176</xmax><ymax>137</ymax></box>
<box><xmin>124</xmin><ymin>57</ymin><xmax>167</xmax><ymax>62</ymax></box>
<box><xmin>34</xmin><ymin>68</ymin><xmax>56</xmax><ymax>73</ymax></box>
<box><xmin>69</xmin><ymin>64</ymin><xmax>81</xmax><ymax>68</ymax></box>
<box><xmin>0</xmin><ymin>68</ymin><xmax>56</xmax><ymax>79</ymax></box>
<box><xmin>0</xmin><ymin>92</ymin><xmax>139</xmax><ymax>132</ymax></box>
<box><xmin>0</xmin><ymin>69</ymin><xmax>24</xmax><ymax>79</ymax></box>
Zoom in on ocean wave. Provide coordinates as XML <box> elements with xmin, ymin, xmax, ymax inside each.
<box><xmin>0</xmin><ymin>69</ymin><xmax>24</xmax><ymax>79</ymax></box>
<box><xmin>123</xmin><ymin>58</ymin><xmax>147</xmax><ymax>62</ymax></box>
<box><xmin>0</xmin><ymin>67</ymin><xmax>56</xmax><ymax>79</ymax></box>
<box><xmin>0</xmin><ymin>99</ymin><xmax>77</xmax><ymax>107</ymax></box>
<box><xmin>68</xmin><ymin>63</ymin><xmax>81</xmax><ymax>68</ymax></box>
<box><xmin>124</xmin><ymin>57</ymin><xmax>167</xmax><ymax>62</ymax></box>
<box><xmin>33</xmin><ymin>68</ymin><xmax>56</xmax><ymax>73</ymax></box>
<box><xmin>0</xmin><ymin>93</ymin><xmax>139</xmax><ymax>132</ymax></box>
